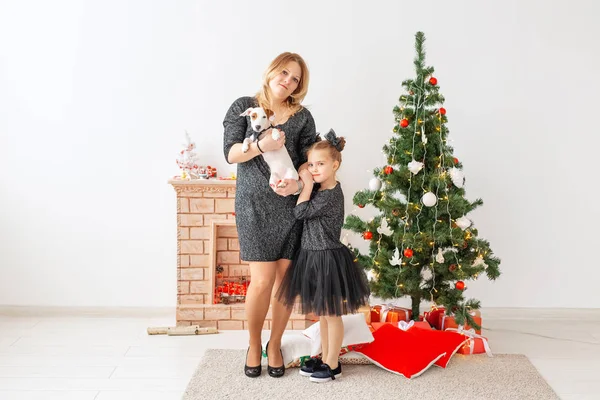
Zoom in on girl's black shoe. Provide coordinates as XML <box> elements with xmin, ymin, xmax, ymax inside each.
<box><xmin>244</xmin><ymin>346</ymin><xmax>262</xmax><ymax>378</ymax></box>
<box><xmin>309</xmin><ymin>362</ymin><xmax>342</xmax><ymax>383</ymax></box>
<box><xmin>299</xmin><ymin>357</ymin><xmax>323</xmax><ymax>376</ymax></box>
<box><xmin>265</xmin><ymin>341</ymin><xmax>285</xmax><ymax>378</ymax></box>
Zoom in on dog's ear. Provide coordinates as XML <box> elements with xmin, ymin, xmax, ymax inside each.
<box><xmin>265</xmin><ymin>109</ymin><xmax>275</xmax><ymax>122</ymax></box>
<box><xmin>239</xmin><ymin>107</ymin><xmax>254</xmax><ymax>117</ymax></box>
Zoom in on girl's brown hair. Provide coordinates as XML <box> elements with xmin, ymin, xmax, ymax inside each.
<box><xmin>255</xmin><ymin>52</ymin><xmax>310</xmax><ymax>115</ymax></box>
<box><xmin>308</xmin><ymin>131</ymin><xmax>346</xmax><ymax>166</ymax></box>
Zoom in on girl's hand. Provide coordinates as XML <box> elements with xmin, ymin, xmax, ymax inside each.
<box><xmin>299</xmin><ymin>169</ymin><xmax>314</xmax><ymax>185</ymax></box>
<box><xmin>258</xmin><ymin>130</ymin><xmax>285</xmax><ymax>152</ymax></box>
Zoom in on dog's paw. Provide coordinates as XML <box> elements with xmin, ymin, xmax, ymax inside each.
<box><xmin>241</xmin><ymin>141</ymin><xmax>250</xmax><ymax>153</ymax></box>
<box><xmin>271</xmin><ymin>129</ymin><xmax>281</xmax><ymax>141</ymax></box>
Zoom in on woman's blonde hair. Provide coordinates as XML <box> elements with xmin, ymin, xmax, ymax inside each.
<box><xmin>255</xmin><ymin>52</ymin><xmax>310</xmax><ymax>115</ymax></box>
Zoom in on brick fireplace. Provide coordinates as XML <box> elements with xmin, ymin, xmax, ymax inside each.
<box><xmin>169</xmin><ymin>178</ymin><xmax>313</xmax><ymax>330</ymax></box>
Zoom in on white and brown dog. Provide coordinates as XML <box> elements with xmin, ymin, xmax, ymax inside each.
<box><xmin>240</xmin><ymin>107</ymin><xmax>298</xmax><ymax>188</ymax></box>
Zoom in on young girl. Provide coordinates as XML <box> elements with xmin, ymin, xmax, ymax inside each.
<box><xmin>276</xmin><ymin>129</ymin><xmax>370</xmax><ymax>383</ymax></box>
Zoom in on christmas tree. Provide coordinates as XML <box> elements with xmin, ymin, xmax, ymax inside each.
<box><xmin>176</xmin><ymin>131</ymin><xmax>201</xmax><ymax>180</ymax></box>
<box><xmin>344</xmin><ymin>32</ymin><xmax>501</xmax><ymax>330</ymax></box>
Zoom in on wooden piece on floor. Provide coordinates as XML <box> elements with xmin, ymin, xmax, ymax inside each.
<box><xmin>147</xmin><ymin>325</ymin><xmax>218</xmax><ymax>336</ymax></box>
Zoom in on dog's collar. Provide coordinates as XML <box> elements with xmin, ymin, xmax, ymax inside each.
<box><xmin>257</xmin><ymin>124</ymin><xmax>272</xmax><ymax>135</ymax></box>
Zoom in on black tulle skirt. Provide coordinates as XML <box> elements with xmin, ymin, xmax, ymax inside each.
<box><xmin>276</xmin><ymin>246</ymin><xmax>371</xmax><ymax>317</ymax></box>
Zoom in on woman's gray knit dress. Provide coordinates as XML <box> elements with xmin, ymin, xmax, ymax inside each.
<box><xmin>223</xmin><ymin>96</ymin><xmax>317</xmax><ymax>262</ymax></box>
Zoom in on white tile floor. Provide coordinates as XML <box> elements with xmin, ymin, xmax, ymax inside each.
<box><xmin>0</xmin><ymin>311</ymin><xmax>598</xmax><ymax>399</ymax></box>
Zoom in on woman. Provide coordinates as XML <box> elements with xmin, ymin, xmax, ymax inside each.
<box><xmin>222</xmin><ymin>52</ymin><xmax>317</xmax><ymax>378</ymax></box>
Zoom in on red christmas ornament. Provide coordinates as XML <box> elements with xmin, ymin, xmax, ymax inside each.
<box><xmin>449</xmin><ymin>264</ymin><xmax>457</xmax><ymax>272</ymax></box>
<box><xmin>403</xmin><ymin>248</ymin><xmax>414</xmax><ymax>258</ymax></box>
<box><xmin>363</xmin><ymin>231</ymin><xmax>373</xmax><ymax>240</ymax></box>
<box><xmin>453</xmin><ymin>157</ymin><xmax>459</xmax><ymax>165</ymax></box>
<box><xmin>400</xmin><ymin>119</ymin><xmax>409</xmax><ymax>128</ymax></box>
<box><xmin>358</xmin><ymin>204</ymin><xmax>365</xmax><ymax>208</ymax></box>
<box><xmin>429</xmin><ymin>77</ymin><xmax>438</xmax><ymax>85</ymax></box>
<box><xmin>439</xmin><ymin>107</ymin><xmax>446</xmax><ymax>115</ymax></box>
<box><xmin>384</xmin><ymin>166</ymin><xmax>394</xmax><ymax>175</ymax></box>
<box><xmin>455</xmin><ymin>281</ymin><xmax>465</xmax><ymax>291</ymax></box>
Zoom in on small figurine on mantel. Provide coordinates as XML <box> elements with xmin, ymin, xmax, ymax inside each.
<box><xmin>175</xmin><ymin>131</ymin><xmax>201</xmax><ymax>180</ymax></box>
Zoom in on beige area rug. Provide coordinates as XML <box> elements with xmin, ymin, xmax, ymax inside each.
<box><xmin>183</xmin><ymin>349</ymin><xmax>559</xmax><ymax>400</ymax></box>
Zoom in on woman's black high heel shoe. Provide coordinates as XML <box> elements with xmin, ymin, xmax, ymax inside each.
<box><xmin>266</xmin><ymin>341</ymin><xmax>285</xmax><ymax>378</ymax></box>
<box><xmin>244</xmin><ymin>346</ymin><xmax>262</xmax><ymax>378</ymax></box>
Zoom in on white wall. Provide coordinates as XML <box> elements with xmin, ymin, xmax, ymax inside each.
<box><xmin>1</xmin><ymin>0</ymin><xmax>599</xmax><ymax>308</ymax></box>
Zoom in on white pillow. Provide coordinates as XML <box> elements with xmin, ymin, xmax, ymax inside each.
<box><xmin>261</xmin><ymin>332</ymin><xmax>312</xmax><ymax>368</ymax></box>
<box><xmin>302</xmin><ymin>313</ymin><xmax>375</xmax><ymax>356</ymax></box>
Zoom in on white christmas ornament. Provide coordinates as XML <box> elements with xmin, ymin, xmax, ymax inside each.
<box><xmin>455</xmin><ymin>216</ymin><xmax>472</xmax><ymax>230</ymax></box>
<box><xmin>450</xmin><ymin>167</ymin><xmax>465</xmax><ymax>188</ymax></box>
<box><xmin>435</xmin><ymin>248</ymin><xmax>445</xmax><ymax>263</ymax></box>
<box><xmin>377</xmin><ymin>218</ymin><xmax>393</xmax><ymax>236</ymax></box>
<box><xmin>421</xmin><ymin>125</ymin><xmax>428</xmax><ymax>144</ymax></box>
<box><xmin>392</xmin><ymin>191</ymin><xmax>408</xmax><ymax>204</ymax></box>
<box><xmin>472</xmin><ymin>255</ymin><xmax>488</xmax><ymax>269</ymax></box>
<box><xmin>389</xmin><ymin>248</ymin><xmax>402</xmax><ymax>266</ymax></box>
<box><xmin>408</xmin><ymin>160</ymin><xmax>424</xmax><ymax>175</ymax></box>
<box><xmin>369</xmin><ymin>177</ymin><xmax>382</xmax><ymax>191</ymax></box>
<box><xmin>421</xmin><ymin>267</ymin><xmax>433</xmax><ymax>281</ymax></box>
<box><xmin>442</xmin><ymin>247</ymin><xmax>458</xmax><ymax>255</ymax></box>
<box><xmin>422</xmin><ymin>192</ymin><xmax>438</xmax><ymax>207</ymax></box>
<box><xmin>367</xmin><ymin>270</ymin><xmax>377</xmax><ymax>281</ymax></box>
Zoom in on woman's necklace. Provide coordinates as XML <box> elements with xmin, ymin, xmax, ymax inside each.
<box><xmin>271</xmin><ymin>105</ymin><xmax>293</xmax><ymax>126</ymax></box>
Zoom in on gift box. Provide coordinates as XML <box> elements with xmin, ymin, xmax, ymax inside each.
<box><xmin>371</xmin><ymin>304</ymin><xmax>412</xmax><ymax>323</ymax></box>
<box><xmin>439</xmin><ymin>314</ymin><xmax>482</xmax><ymax>334</ymax></box>
<box><xmin>423</xmin><ymin>306</ymin><xmax>445</xmax><ymax>329</ymax></box>
<box><xmin>457</xmin><ymin>336</ymin><xmax>491</xmax><ymax>355</ymax></box>
<box><xmin>371</xmin><ymin>320</ymin><xmax>431</xmax><ymax>332</ymax></box>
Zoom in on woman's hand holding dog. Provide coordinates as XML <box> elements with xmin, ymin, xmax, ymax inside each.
<box><xmin>258</xmin><ymin>129</ymin><xmax>286</xmax><ymax>153</ymax></box>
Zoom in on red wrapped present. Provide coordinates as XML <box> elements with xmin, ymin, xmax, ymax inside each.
<box><xmin>371</xmin><ymin>320</ymin><xmax>431</xmax><ymax>332</ymax></box>
<box><xmin>446</xmin><ymin>327</ymin><xmax>492</xmax><ymax>356</ymax></box>
<box><xmin>371</xmin><ymin>304</ymin><xmax>412</xmax><ymax>323</ymax></box>
<box><xmin>457</xmin><ymin>337</ymin><xmax>491</xmax><ymax>355</ymax></box>
<box><xmin>423</xmin><ymin>306</ymin><xmax>445</xmax><ymax>329</ymax></box>
<box><xmin>439</xmin><ymin>313</ymin><xmax>482</xmax><ymax>334</ymax></box>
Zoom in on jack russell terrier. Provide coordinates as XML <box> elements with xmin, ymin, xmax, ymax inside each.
<box><xmin>240</xmin><ymin>106</ymin><xmax>299</xmax><ymax>189</ymax></box>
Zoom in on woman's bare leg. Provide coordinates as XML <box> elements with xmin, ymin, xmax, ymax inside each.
<box><xmin>245</xmin><ymin>261</ymin><xmax>277</xmax><ymax>366</ymax></box>
<box><xmin>266</xmin><ymin>258</ymin><xmax>294</xmax><ymax>366</ymax></box>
